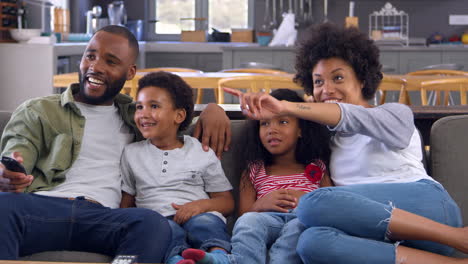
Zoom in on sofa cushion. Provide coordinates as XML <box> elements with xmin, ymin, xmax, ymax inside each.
<box><xmin>430</xmin><ymin>115</ymin><xmax>468</xmax><ymax>257</ymax></box>
<box><xmin>183</xmin><ymin>119</ymin><xmax>247</xmax><ymax>232</ymax></box>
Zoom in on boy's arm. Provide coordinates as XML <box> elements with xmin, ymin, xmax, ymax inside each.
<box><xmin>207</xmin><ymin>191</ymin><xmax>235</xmax><ymax>216</ymax></box>
<box><xmin>120</xmin><ymin>191</ymin><xmax>136</xmax><ymax>208</ymax></box>
<box><xmin>171</xmin><ymin>191</ymin><xmax>234</xmax><ymax>224</ymax></box>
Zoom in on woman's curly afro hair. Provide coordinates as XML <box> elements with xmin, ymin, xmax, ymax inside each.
<box><xmin>294</xmin><ymin>23</ymin><xmax>383</xmax><ymax>100</ymax></box>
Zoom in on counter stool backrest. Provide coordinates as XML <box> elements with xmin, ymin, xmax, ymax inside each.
<box><xmin>419</xmin><ymin>78</ymin><xmax>468</xmax><ymax>105</ymax></box>
<box><xmin>378</xmin><ymin>76</ymin><xmax>409</xmax><ymax>105</ymax></box>
<box><xmin>419</xmin><ymin>63</ymin><xmax>464</xmax><ymax>71</ymax></box>
<box><xmin>136</xmin><ymin>67</ymin><xmax>205</xmax><ymax>104</ymax></box>
<box><xmin>217</xmin><ymin>75</ymin><xmax>302</xmax><ymax>104</ymax></box>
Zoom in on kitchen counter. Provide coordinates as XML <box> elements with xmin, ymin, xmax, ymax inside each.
<box><xmin>222</xmin><ymin>44</ymin><xmax>468</xmax><ymax>51</ymax></box>
<box><xmin>54</xmin><ymin>41</ymin><xmax>258</xmax><ymax>56</ymax></box>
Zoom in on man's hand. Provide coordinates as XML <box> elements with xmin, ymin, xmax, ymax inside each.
<box><xmin>251</xmin><ymin>189</ymin><xmax>297</xmax><ymax>213</ymax></box>
<box><xmin>193</xmin><ymin>103</ymin><xmax>231</xmax><ymax>158</ymax></box>
<box><xmin>0</xmin><ymin>152</ymin><xmax>33</xmax><ymax>193</ymax></box>
<box><xmin>172</xmin><ymin>201</ymin><xmax>206</xmax><ymax>225</ymax></box>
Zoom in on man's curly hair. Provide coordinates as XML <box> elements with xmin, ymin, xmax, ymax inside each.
<box><xmin>294</xmin><ymin>23</ymin><xmax>383</xmax><ymax>100</ymax></box>
<box><xmin>137</xmin><ymin>71</ymin><xmax>194</xmax><ymax>131</ymax></box>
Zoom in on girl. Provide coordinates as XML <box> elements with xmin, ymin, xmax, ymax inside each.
<box><xmin>181</xmin><ymin>89</ymin><xmax>331</xmax><ymax>264</ymax></box>
<box><xmin>226</xmin><ymin>23</ymin><xmax>467</xmax><ymax>264</ymax></box>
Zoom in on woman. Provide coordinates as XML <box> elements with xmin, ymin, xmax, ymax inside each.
<box><xmin>225</xmin><ymin>23</ymin><xmax>466</xmax><ymax>264</ymax></box>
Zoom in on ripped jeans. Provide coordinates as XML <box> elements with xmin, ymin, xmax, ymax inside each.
<box><xmin>295</xmin><ymin>179</ymin><xmax>462</xmax><ymax>264</ymax></box>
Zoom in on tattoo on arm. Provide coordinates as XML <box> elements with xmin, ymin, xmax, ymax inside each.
<box><xmin>297</xmin><ymin>104</ymin><xmax>311</xmax><ymax>110</ymax></box>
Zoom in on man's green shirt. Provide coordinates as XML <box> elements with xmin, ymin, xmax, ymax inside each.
<box><xmin>0</xmin><ymin>84</ymin><xmax>140</xmax><ymax>192</ymax></box>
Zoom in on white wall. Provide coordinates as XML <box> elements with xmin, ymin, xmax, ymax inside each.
<box><xmin>0</xmin><ymin>43</ymin><xmax>54</xmax><ymax>111</ymax></box>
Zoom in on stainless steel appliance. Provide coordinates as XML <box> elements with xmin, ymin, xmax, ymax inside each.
<box><xmin>108</xmin><ymin>1</ymin><xmax>126</xmax><ymax>26</ymax></box>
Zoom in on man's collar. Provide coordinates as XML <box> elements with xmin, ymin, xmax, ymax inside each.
<box><xmin>60</xmin><ymin>83</ymin><xmax>134</xmax><ymax>107</ymax></box>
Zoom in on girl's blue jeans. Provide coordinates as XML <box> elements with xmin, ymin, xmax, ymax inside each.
<box><xmin>227</xmin><ymin>211</ymin><xmax>305</xmax><ymax>264</ymax></box>
<box><xmin>0</xmin><ymin>193</ymin><xmax>171</xmax><ymax>263</ymax></box>
<box><xmin>165</xmin><ymin>212</ymin><xmax>231</xmax><ymax>261</ymax></box>
<box><xmin>296</xmin><ymin>179</ymin><xmax>463</xmax><ymax>264</ymax></box>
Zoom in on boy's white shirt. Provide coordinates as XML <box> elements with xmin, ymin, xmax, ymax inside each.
<box><xmin>121</xmin><ymin>135</ymin><xmax>232</xmax><ymax>222</ymax></box>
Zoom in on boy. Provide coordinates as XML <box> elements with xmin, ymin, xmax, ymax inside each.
<box><xmin>120</xmin><ymin>71</ymin><xmax>234</xmax><ymax>264</ymax></box>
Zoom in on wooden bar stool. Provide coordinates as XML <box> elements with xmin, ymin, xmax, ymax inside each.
<box><xmin>217</xmin><ymin>75</ymin><xmax>302</xmax><ymax>104</ymax></box>
<box><xmin>136</xmin><ymin>67</ymin><xmax>204</xmax><ymax>103</ymax></box>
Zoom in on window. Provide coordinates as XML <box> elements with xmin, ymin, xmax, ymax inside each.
<box><xmin>155</xmin><ymin>0</ymin><xmax>195</xmax><ymax>34</ymax></box>
<box><xmin>209</xmin><ymin>0</ymin><xmax>249</xmax><ymax>33</ymax></box>
<box><xmin>148</xmin><ymin>0</ymin><xmax>254</xmax><ymax>41</ymax></box>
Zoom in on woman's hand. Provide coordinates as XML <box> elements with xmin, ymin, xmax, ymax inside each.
<box><xmin>251</xmin><ymin>189</ymin><xmax>297</xmax><ymax>213</ymax></box>
<box><xmin>224</xmin><ymin>87</ymin><xmax>287</xmax><ymax>120</ymax></box>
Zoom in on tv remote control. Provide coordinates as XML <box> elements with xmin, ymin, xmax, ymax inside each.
<box><xmin>1</xmin><ymin>156</ymin><xmax>26</xmax><ymax>174</ymax></box>
<box><xmin>111</xmin><ymin>255</ymin><xmax>138</xmax><ymax>264</ymax></box>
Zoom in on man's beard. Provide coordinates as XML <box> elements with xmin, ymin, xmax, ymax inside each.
<box><xmin>78</xmin><ymin>72</ymin><xmax>127</xmax><ymax>105</ymax></box>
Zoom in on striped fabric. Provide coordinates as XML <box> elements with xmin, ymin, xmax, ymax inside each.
<box><xmin>249</xmin><ymin>160</ymin><xmax>327</xmax><ymax>199</ymax></box>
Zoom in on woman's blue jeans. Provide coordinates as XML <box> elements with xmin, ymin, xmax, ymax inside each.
<box><xmin>0</xmin><ymin>193</ymin><xmax>172</xmax><ymax>263</ymax></box>
<box><xmin>227</xmin><ymin>211</ymin><xmax>305</xmax><ymax>264</ymax></box>
<box><xmin>165</xmin><ymin>213</ymin><xmax>231</xmax><ymax>261</ymax></box>
<box><xmin>296</xmin><ymin>179</ymin><xmax>463</xmax><ymax>264</ymax></box>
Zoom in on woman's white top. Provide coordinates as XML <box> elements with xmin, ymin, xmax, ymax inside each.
<box><xmin>329</xmin><ymin>103</ymin><xmax>434</xmax><ymax>186</ymax></box>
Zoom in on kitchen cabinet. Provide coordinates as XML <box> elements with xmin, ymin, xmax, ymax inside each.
<box><xmin>145</xmin><ymin>52</ymin><xmax>222</xmax><ymax>72</ymax></box>
<box><xmin>222</xmin><ymin>46</ymin><xmax>296</xmax><ymax>73</ymax></box>
<box><xmin>224</xmin><ymin>46</ymin><xmax>468</xmax><ymax>75</ymax></box>
<box><xmin>398</xmin><ymin>51</ymin><xmax>442</xmax><ymax>74</ymax></box>
<box><xmin>442</xmin><ymin>51</ymin><xmax>468</xmax><ymax>71</ymax></box>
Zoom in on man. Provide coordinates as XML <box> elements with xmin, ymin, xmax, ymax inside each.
<box><xmin>0</xmin><ymin>25</ymin><xmax>231</xmax><ymax>262</ymax></box>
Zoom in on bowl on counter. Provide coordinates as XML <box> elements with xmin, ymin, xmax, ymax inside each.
<box><xmin>9</xmin><ymin>29</ymin><xmax>42</xmax><ymax>43</ymax></box>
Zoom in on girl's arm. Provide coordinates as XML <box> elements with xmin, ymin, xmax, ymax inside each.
<box><xmin>238</xmin><ymin>171</ymin><xmax>258</xmax><ymax>216</ymax></box>
<box><xmin>320</xmin><ymin>171</ymin><xmax>334</xmax><ymax>187</ymax></box>
<box><xmin>286</xmin><ymin>189</ymin><xmax>309</xmax><ymax>200</ymax></box>
<box><xmin>120</xmin><ymin>191</ymin><xmax>136</xmax><ymax>208</ymax></box>
<box><xmin>239</xmin><ymin>170</ymin><xmax>299</xmax><ymax>214</ymax></box>
<box><xmin>171</xmin><ymin>191</ymin><xmax>234</xmax><ymax>224</ymax></box>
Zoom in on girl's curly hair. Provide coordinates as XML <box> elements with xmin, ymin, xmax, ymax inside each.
<box><xmin>241</xmin><ymin>89</ymin><xmax>331</xmax><ymax>171</ymax></box>
<box><xmin>294</xmin><ymin>23</ymin><xmax>383</xmax><ymax>100</ymax></box>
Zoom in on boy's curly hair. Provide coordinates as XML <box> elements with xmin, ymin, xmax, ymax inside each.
<box><xmin>294</xmin><ymin>23</ymin><xmax>383</xmax><ymax>100</ymax></box>
<box><xmin>137</xmin><ymin>71</ymin><xmax>194</xmax><ymax>131</ymax></box>
<box><xmin>241</xmin><ymin>89</ymin><xmax>331</xmax><ymax>171</ymax></box>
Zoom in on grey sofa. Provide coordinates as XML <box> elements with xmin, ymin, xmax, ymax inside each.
<box><xmin>430</xmin><ymin>115</ymin><xmax>468</xmax><ymax>257</ymax></box>
<box><xmin>1</xmin><ymin>110</ymin><xmax>468</xmax><ymax>260</ymax></box>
